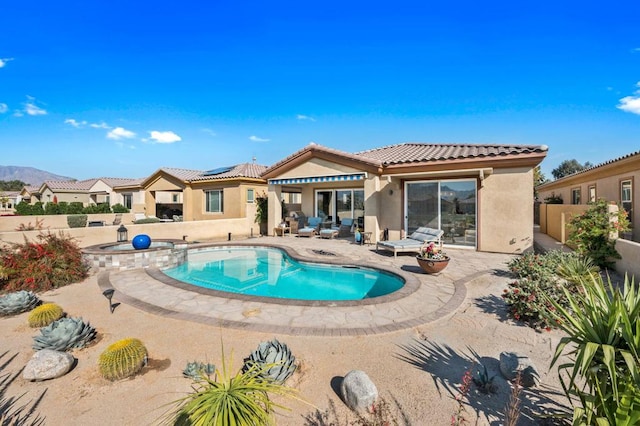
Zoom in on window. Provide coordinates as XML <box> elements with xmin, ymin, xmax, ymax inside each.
<box><xmin>247</xmin><ymin>188</ymin><xmax>255</xmax><ymax>203</ymax></box>
<box><xmin>314</xmin><ymin>189</ymin><xmax>364</xmax><ymax>222</ymax></box>
<box><xmin>588</xmin><ymin>185</ymin><xmax>596</xmax><ymax>203</ymax></box>
<box><xmin>571</xmin><ymin>188</ymin><xmax>581</xmax><ymax>205</ymax></box>
<box><xmin>106</xmin><ymin>195</ymin><xmax>110</xmax><ymax>205</ymax></box>
<box><xmin>172</xmin><ymin>193</ymin><xmax>180</xmax><ymax>203</ymax></box>
<box><xmin>123</xmin><ymin>194</ymin><xmax>132</xmax><ymax>209</ymax></box>
<box><xmin>205</xmin><ymin>190</ymin><xmax>223</xmax><ymax>213</ymax></box>
<box><xmin>621</xmin><ymin>179</ymin><xmax>633</xmax><ymax>223</ymax></box>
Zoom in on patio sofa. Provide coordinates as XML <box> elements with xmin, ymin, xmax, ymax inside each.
<box><xmin>376</xmin><ymin>227</ymin><xmax>444</xmax><ymax>258</ymax></box>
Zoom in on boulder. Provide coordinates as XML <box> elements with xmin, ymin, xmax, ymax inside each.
<box><xmin>499</xmin><ymin>351</ymin><xmax>539</xmax><ymax>387</ymax></box>
<box><xmin>340</xmin><ymin>370</ymin><xmax>378</xmax><ymax>412</ymax></box>
<box><xmin>23</xmin><ymin>349</ymin><xmax>75</xmax><ymax>381</ymax></box>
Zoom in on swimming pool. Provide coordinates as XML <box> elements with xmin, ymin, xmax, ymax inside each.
<box><xmin>162</xmin><ymin>246</ymin><xmax>405</xmax><ymax>301</ymax></box>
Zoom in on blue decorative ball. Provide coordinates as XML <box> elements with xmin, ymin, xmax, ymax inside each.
<box><xmin>131</xmin><ymin>234</ymin><xmax>151</xmax><ymax>250</ymax></box>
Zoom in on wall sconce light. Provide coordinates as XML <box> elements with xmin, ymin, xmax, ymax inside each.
<box><xmin>117</xmin><ymin>225</ymin><xmax>128</xmax><ymax>242</ymax></box>
<box><xmin>389</xmin><ymin>189</ymin><xmax>394</xmax><ymax>196</ymax></box>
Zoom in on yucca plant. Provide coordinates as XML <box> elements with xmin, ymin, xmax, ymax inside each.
<box><xmin>544</xmin><ymin>272</ymin><xmax>640</xmax><ymax>425</ymax></box>
<box><xmin>166</xmin><ymin>344</ymin><xmax>301</xmax><ymax>426</ymax></box>
<box><xmin>556</xmin><ymin>256</ymin><xmax>600</xmax><ymax>284</ymax></box>
<box><xmin>27</xmin><ymin>303</ymin><xmax>64</xmax><ymax>328</ymax></box>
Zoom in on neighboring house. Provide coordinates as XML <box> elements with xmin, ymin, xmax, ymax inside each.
<box><xmin>537</xmin><ymin>150</ymin><xmax>640</xmax><ymax>242</ymax></box>
<box><xmin>138</xmin><ymin>163</ymin><xmax>268</xmax><ymax>221</ymax></box>
<box><xmin>0</xmin><ymin>191</ymin><xmax>20</xmax><ymax>214</ymax></box>
<box><xmin>21</xmin><ymin>178</ymin><xmax>140</xmax><ymax>208</ymax></box>
<box><xmin>262</xmin><ymin>142</ymin><xmax>548</xmax><ymax>254</ymax></box>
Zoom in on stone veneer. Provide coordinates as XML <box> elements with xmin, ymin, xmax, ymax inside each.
<box><xmin>82</xmin><ymin>240</ymin><xmax>188</xmax><ymax>272</ymax></box>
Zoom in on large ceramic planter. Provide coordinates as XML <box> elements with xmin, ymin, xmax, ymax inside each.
<box><xmin>416</xmin><ymin>256</ymin><xmax>450</xmax><ymax>274</ymax></box>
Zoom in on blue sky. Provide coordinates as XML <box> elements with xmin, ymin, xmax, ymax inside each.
<box><xmin>1</xmin><ymin>1</ymin><xmax>639</xmax><ymax>181</ymax></box>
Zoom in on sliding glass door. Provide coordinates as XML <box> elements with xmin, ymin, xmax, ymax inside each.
<box><xmin>315</xmin><ymin>189</ymin><xmax>364</xmax><ymax>224</ymax></box>
<box><xmin>405</xmin><ymin>179</ymin><xmax>476</xmax><ymax>247</ymax></box>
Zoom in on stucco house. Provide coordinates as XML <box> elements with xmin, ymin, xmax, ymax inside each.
<box><xmin>137</xmin><ymin>163</ymin><xmax>268</xmax><ymax>221</ymax></box>
<box><xmin>22</xmin><ymin>178</ymin><xmax>139</xmax><ymax>208</ymax></box>
<box><xmin>262</xmin><ymin>142</ymin><xmax>548</xmax><ymax>254</ymax></box>
<box><xmin>537</xmin><ymin>150</ymin><xmax>640</xmax><ymax>242</ymax></box>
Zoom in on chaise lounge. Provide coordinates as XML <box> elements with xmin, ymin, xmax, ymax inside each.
<box><xmin>376</xmin><ymin>227</ymin><xmax>444</xmax><ymax>258</ymax></box>
<box><xmin>298</xmin><ymin>217</ymin><xmax>323</xmax><ymax>237</ymax></box>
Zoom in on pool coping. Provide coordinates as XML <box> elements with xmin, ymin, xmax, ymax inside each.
<box><xmin>96</xmin><ymin>241</ymin><xmax>494</xmax><ymax>336</ymax></box>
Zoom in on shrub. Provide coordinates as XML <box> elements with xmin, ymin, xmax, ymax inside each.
<box><xmin>111</xmin><ymin>203</ymin><xmax>129</xmax><ymax>213</ymax></box>
<box><xmin>67</xmin><ymin>202</ymin><xmax>84</xmax><ymax>214</ymax></box>
<box><xmin>134</xmin><ymin>217</ymin><xmax>160</xmax><ymax>224</ymax></box>
<box><xmin>67</xmin><ymin>214</ymin><xmax>87</xmax><ymax>228</ymax></box>
<box><xmin>14</xmin><ymin>201</ymin><xmax>45</xmax><ymax>216</ymax></box>
<box><xmin>502</xmin><ymin>251</ymin><xmax>582</xmax><ymax>330</ymax></box>
<box><xmin>545</xmin><ymin>274</ymin><xmax>640</xmax><ymax>424</ymax></box>
<box><xmin>567</xmin><ymin>199</ymin><xmax>630</xmax><ymax>268</ymax></box>
<box><xmin>44</xmin><ymin>202</ymin><xmax>62</xmax><ymax>215</ymax></box>
<box><xmin>83</xmin><ymin>203</ymin><xmax>112</xmax><ymax>214</ymax></box>
<box><xmin>0</xmin><ymin>232</ymin><xmax>89</xmax><ymax>292</ymax></box>
<box><xmin>544</xmin><ymin>192</ymin><xmax>563</xmax><ymax>204</ymax></box>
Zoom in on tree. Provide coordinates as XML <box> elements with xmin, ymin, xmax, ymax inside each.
<box><xmin>533</xmin><ymin>166</ymin><xmax>547</xmax><ymax>199</ymax></box>
<box><xmin>0</xmin><ymin>180</ymin><xmax>27</xmax><ymax>191</ymax></box>
<box><xmin>551</xmin><ymin>159</ymin><xmax>592</xmax><ymax>180</ymax></box>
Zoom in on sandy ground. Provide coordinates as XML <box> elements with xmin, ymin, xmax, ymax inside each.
<box><xmin>2</xmin><ymin>267</ymin><xmax>570</xmax><ymax>426</ymax></box>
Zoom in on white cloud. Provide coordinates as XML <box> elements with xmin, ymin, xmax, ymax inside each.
<box><xmin>633</xmin><ymin>48</ymin><xmax>640</xmax><ymax>52</ymax></box>
<box><xmin>249</xmin><ymin>135</ymin><xmax>270</xmax><ymax>142</ymax></box>
<box><xmin>0</xmin><ymin>58</ymin><xmax>13</xmax><ymax>68</ymax></box>
<box><xmin>0</xmin><ymin>103</ymin><xmax>7</xmax><ymax>114</ymax></box>
<box><xmin>296</xmin><ymin>114</ymin><xmax>316</xmax><ymax>122</ymax></box>
<box><xmin>107</xmin><ymin>127</ymin><xmax>136</xmax><ymax>140</ymax></box>
<box><xmin>64</xmin><ymin>118</ymin><xmax>87</xmax><ymax>128</ymax></box>
<box><xmin>617</xmin><ymin>81</ymin><xmax>640</xmax><ymax>115</ymax></box>
<box><xmin>202</xmin><ymin>128</ymin><xmax>217</xmax><ymax>137</ymax></box>
<box><xmin>148</xmin><ymin>130</ymin><xmax>181</xmax><ymax>144</ymax></box>
<box><xmin>24</xmin><ymin>96</ymin><xmax>47</xmax><ymax>116</ymax></box>
<box><xmin>90</xmin><ymin>121</ymin><xmax>110</xmax><ymax>129</ymax></box>
<box><xmin>115</xmin><ymin>141</ymin><xmax>136</xmax><ymax>150</ymax></box>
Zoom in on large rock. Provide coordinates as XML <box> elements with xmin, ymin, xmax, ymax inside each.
<box><xmin>340</xmin><ymin>370</ymin><xmax>378</xmax><ymax>412</ymax></box>
<box><xmin>499</xmin><ymin>351</ymin><xmax>539</xmax><ymax>387</ymax></box>
<box><xmin>23</xmin><ymin>349</ymin><xmax>75</xmax><ymax>381</ymax></box>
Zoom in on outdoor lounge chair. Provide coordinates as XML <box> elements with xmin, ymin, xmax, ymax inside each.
<box><xmin>298</xmin><ymin>216</ymin><xmax>322</xmax><ymax>237</ymax></box>
<box><xmin>376</xmin><ymin>227</ymin><xmax>444</xmax><ymax>258</ymax></box>
<box><xmin>338</xmin><ymin>218</ymin><xmax>355</xmax><ymax>237</ymax></box>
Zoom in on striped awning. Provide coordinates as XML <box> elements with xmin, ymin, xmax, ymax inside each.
<box><xmin>268</xmin><ymin>173</ymin><xmax>365</xmax><ymax>185</ymax></box>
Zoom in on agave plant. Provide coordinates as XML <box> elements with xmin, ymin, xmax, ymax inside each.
<box><xmin>243</xmin><ymin>339</ymin><xmax>296</xmax><ymax>384</ymax></box>
<box><xmin>555</xmin><ymin>255</ymin><xmax>600</xmax><ymax>284</ymax></box>
<box><xmin>0</xmin><ymin>291</ymin><xmax>40</xmax><ymax>316</ymax></box>
<box><xmin>32</xmin><ymin>317</ymin><xmax>97</xmax><ymax>352</ymax></box>
<box><xmin>28</xmin><ymin>303</ymin><xmax>64</xmax><ymax>328</ymax></box>
<box><xmin>183</xmin><ymin>361</ymin><xmax>216</xmax><ymax>381</ymax></box>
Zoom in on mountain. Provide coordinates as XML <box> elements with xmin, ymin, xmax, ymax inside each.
<box><xmin>0</xmin><ymin>166</ymin><xmax>75</xmax><ymax>187</ymax></box>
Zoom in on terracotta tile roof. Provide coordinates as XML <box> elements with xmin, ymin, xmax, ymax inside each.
<box><xmin>43</xmin><ymin>179</ymin><xmax>97</xmax><ymax>191</ymax></box>
<box><xmin>156</xmin><ymin>167</ymin><xmax>206</xmax><ymax>181</ymax></box>
<box><xmin>190</xmin><ymin>163</ymin><xmax>268</xmax><ymax>181</ymax></box>
<box><xmin>262</xmin><ymin>143</ymin><xmax>382</xmax><ymax>177</ymax></box>
<box><xmin>97</xmin><ymin>177</ymin><xmax>140</xmax><ymax>188</ymax></box>
<box><xmin>23</xmin><ymin>185</ymin><xmax>40</xmax><ymax>194</ymax></box>
<box><xmin>355</xmin><ymin>142</ymin><xmax>549</xmax><ymax>165</ymax></box>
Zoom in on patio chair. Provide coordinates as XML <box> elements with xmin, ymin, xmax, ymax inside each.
<box><xmin>298</xmin><ymin>216</ymin><xmax>322</xmax><ymax>237</ymax></box>
<box><xmin>376</xmin><ymin>227</ymin><xmax>444</xmax><ymax>258</ymax></box>
<box><xmin>338</xmin><ymin>218</ymin><xmax>355</xmax><ymax>237</ymax></box>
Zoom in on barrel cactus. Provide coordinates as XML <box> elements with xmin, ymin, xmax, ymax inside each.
<box><xmin>0</xmin><ymin>291</ymin><xmax>41</xmax><ymax>316</ymax></box>
<box><xmin>182</xmin><ymin>361</ymin><xmax>216</xmax><ymax>381</ymax></box>
<box><xmin>28</xmin><ymin>303</ymin><xmax>64</xmax><ymax>328</ymax></box>
<box><xmin>33</xmin><ymin>317</ymin><xmax>97</xmax><ymax>352</ymax></box>
<box><xmin>98</xmin><ymin>338</ymin><xmax>148</xmax><ymax>381</ymax></box>
<box><xmin>243</xmin><ymin>339</ymin><xmax>296</xmax><ymax>384</ymax></box>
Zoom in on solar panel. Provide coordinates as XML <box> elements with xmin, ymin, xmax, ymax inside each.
<box><xmin>203</xmin><ymin>166</ymin><xmax>233</xmax><ymax>176</ymax></box>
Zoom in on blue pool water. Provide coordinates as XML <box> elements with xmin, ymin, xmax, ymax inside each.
<box><xmin>162</xmin><ymin>247</ymin><xmax>404</xmax><ymax>301</ymax></box>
